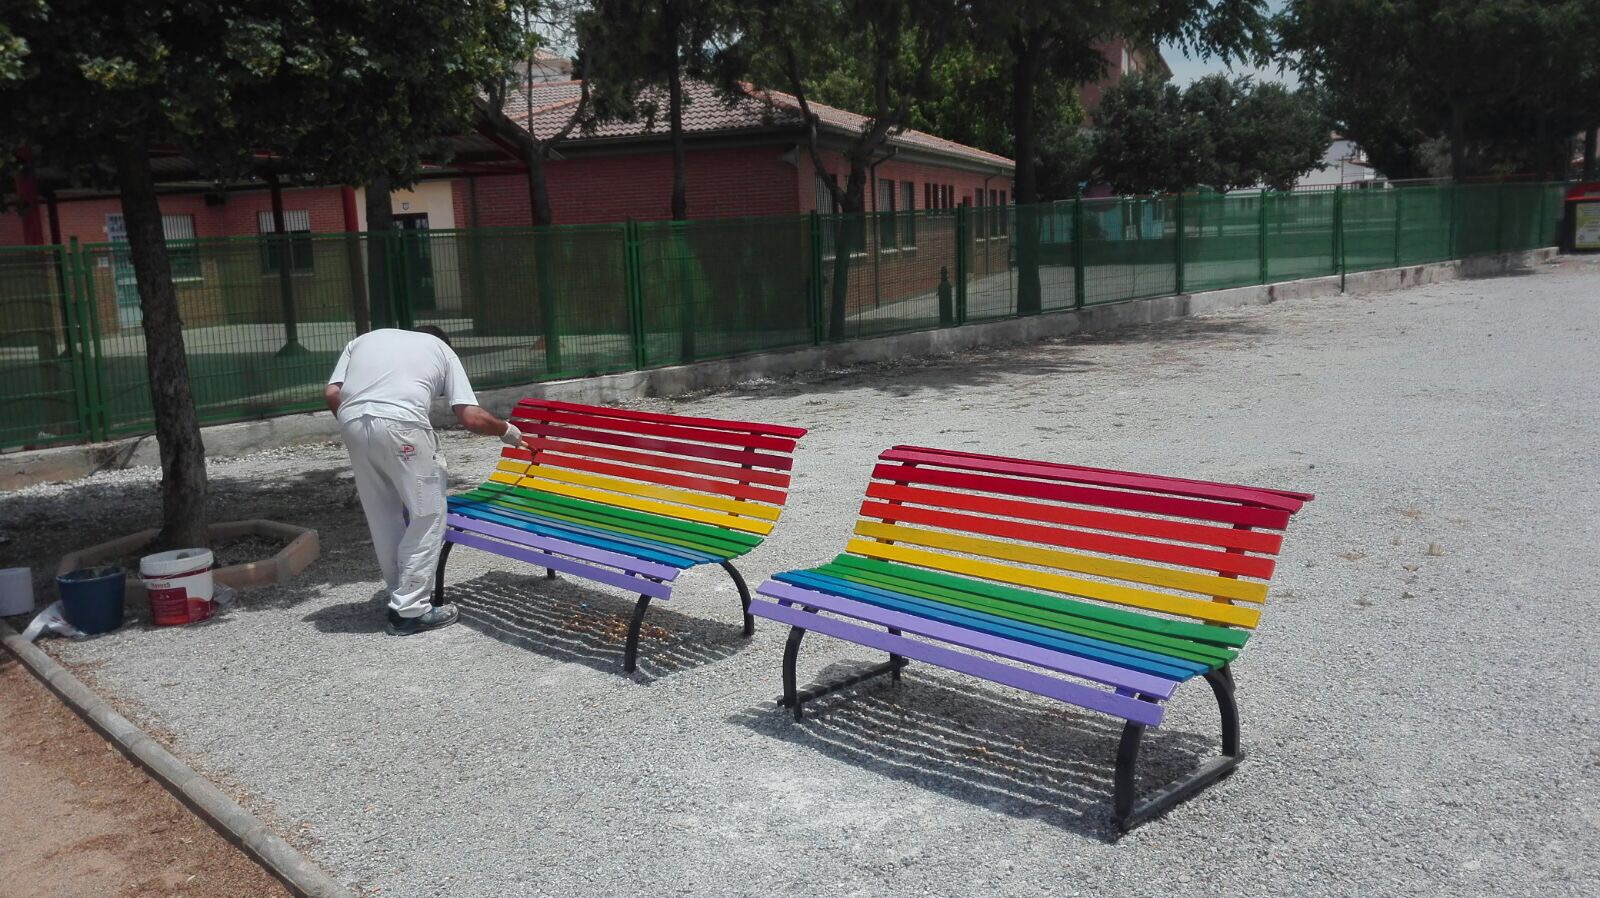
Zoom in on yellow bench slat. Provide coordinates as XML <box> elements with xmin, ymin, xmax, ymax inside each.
<box><xmin>495</xmin><ymin>459</ymin><xmax>781</xmax><ymax>521</ymax></box>
<box><xmin>844</xmin><ymin>539</ymin><xmax>1260</xmax><ymax>629</ymax></box>
<box><xmin>853</xmin><ymin>520</ymin><xmax>1268</xmax><ymax>603</ymax></box>
<box><xmin>488</xmin><ymin>471</ymin><xmax>773</xmax><ymax>535</ymax></box>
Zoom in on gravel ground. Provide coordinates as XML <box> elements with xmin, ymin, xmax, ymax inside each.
<box><xmin>5</xmin><ymin>257</ymin><xmax>1598</xmax><ymax>898</ymax></box>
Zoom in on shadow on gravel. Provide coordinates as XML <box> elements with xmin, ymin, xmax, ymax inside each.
<box><xmin>445</xmin><ymin>571</ymin><xmax>751</xmax><ymax>683</ymax></box>
<box><xmin>731</xmin><ymin>666</ymin><xmax>1215</xmax><ymax>841</ymax></box>
<box><xmin>702</xmin><ymin>316</ymin><xmax>1271</xmax><ymax>407</ymax></box>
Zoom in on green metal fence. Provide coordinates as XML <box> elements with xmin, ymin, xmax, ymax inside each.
<box><xmin>0</xmin><ymin>180</ymin><xmax>1568</xmax><ymax>451</ymax></box>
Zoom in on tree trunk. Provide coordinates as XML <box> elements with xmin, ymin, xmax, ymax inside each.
<box><xmin>827</xmin><ymin>166</ymin><xmax>867</xmax><ymax>341</ymax></box>
<box><xmin>116</xmin><ymin>133</ymin><xmax>209</xmax><ymax>549</ymax></box>
<box><xmin>364</xmin><ymin>176</ymin><xmax>395</xmax><ymax>328</ymax></box>
<box><xmin>526</xmin><ymin>151</ymin><xmax>563</xmax><ymax>373</ymax></box>
<box><xmin>667</xmin><ymin>11</ymin><xmax>688</xmax><ymax>222</ymax></box>
<box><xmin>1448</xmin><ymin>102</ymin><xmax>1467</xmax><ymax>182</ymax></box>
<box><xmin>1011</xmin><ymin>32</ymin><xmax>1042</xmax><ymax>315</ymax></box>
<box><xmin>527</xmin><ymin>149</ymin><xmax>554</xmax><ymax>227</ymax></box>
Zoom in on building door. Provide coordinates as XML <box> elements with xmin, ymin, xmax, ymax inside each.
<box><xmin>103</xmin><ymin>214</ymin><xmax>142</xmax><ymax>326</ymax></box>
<box><xmin>394</xmin><ymin>213</ymin><xmax>437</xmax><ymax>313</ymax></box>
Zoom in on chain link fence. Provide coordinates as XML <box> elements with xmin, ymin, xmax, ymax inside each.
<box><xmin>0</xmin><ymin>181</ymin><xmax>1569</xmax><ymax>451</ymax></box>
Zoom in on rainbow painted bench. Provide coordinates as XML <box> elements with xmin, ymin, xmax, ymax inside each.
<box><xmin>749</xmin><ymin>446</ymin><xmax>1312</xmax><ymax>830</ymax></box>
<box><xmin>435</xmin><ymin>399</ymin><xmax>806</xmax><ymax>672</ymax></box>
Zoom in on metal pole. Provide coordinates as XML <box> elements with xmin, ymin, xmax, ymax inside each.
<box><xmin>624</xmin><ymin>219</ymin><xmax>648</xmax><ymax>369</ymax></box>
<box><xmin>1173</xmin><ymin>192</ymin><xmax>1186</xmax><ymax>294</ymax></box>
<box><xmin>1257</xmin><ymin>189</ymin><xmax>1269</xmax><ymax>284</ymax></box>
<box><xmin>1393</xmin><ymin>185</ymin><xmax>1403</xmax><ymax>267</ymax></box>
<box><xmin>808</xmin><ymin>211</ymin><xmax>824</xmax><ymax>345</ymax></box>
<box><xmin>1073</xmin><ymin>197</ymin><xmax>1086</xmax><ymax>309</ymax></box>
<box><xmin>954</xmin><ymin>204</ymin><xmax>969</xmax><ymax>324</ymax></box>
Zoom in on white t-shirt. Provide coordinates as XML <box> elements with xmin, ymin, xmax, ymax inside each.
<box><xmin>327</xmin><ymin>329</ymin><xmax>478</xmax><ymax>426</ymax></box>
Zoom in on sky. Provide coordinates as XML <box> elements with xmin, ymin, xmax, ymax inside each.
<box><xmin>1159</xmin><ymin>1</ymin><xmax>1299</xmax><ymax>87</ymax></box>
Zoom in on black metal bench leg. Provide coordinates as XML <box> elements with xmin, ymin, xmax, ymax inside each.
<box><xmin>431</xmin><ymin>541</ymin><xmax>454</xmax><ymax>607</ymax></box>
<box><xmin>720</xmin><ymin>560</ymin><xmax>755</xmax><ymax>637</ymax></box>
<box><xmin>777</xmin><ymin>609</ymin><xmax>906</xmax><ymax>722</ymax></box>
<box><xmin>779</xmin><ymin>623</ymin><xmax>807</xmax><ymax>720</ymax></box>
<box><xmin>887</xmin><ymin>626</ymin><xmax>906</xmax><ymax>682</ymax></box>
<box><xmin>546</xmin><ymin>568</ymin><xmax>557</xmax><ymax>580</ymax></box>
<box><xmin>1113</xmin><ymin>666</ymin><xmax>1243</xmax><ymax>833</ymax></box>
<box><xmin>623</xmin><ymin>594</ymin><xmax>652</xmax><ymax>674</ymax></box>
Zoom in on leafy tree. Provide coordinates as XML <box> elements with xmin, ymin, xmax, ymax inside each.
<box><xmin>0</xmin><ymin>1</ymin><xmax>519</xmax><ymax>547</ymax></box>
<box><xmin>1088</xmin><ymin>72</ymin><xmax>1328</xmax><ymax>193</ymax></box>
<box><xmin>1091</xmin><ymin>73</ymin><xmax>1199</xmax><ymax>194</ymax></box>
<box><xmin>1280</xmin><ymin>0</ymin><xmax>1600</xmax><ymax>181</ymax></box>
<box><xmin>578</xmin><ymin>0</ymin><xmax>736</xmax><ymax>222</ymax></box>
<box><xmin>738</xmin><ymin>0</ymin><xmax>967</xmax><ymax>340</ymax></box>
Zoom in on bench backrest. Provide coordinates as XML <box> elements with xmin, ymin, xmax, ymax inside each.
<box><xmin>848</xmin><ymin>446</ymin><xmax>1314</xmax><ymax>633</ymax></box>
<box><xmin>487</xmin><ymin>399</ymin><xmax>807</xmax><ymax>543</ymax></box>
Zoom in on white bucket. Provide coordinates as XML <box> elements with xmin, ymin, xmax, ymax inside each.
<box><xmin>140</xmin><ymin>548</ymin><xmax>215</xmax><ymax>626</ymax></box>
<box><xmin>0</xmin><ymin>567</ymin><xmax>34</xmax><ymax>616</ymax></box>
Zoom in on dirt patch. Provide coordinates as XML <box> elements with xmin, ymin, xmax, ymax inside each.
<box><xmin>0</xmin><ymin>654</ymin><xmax>292</xmax><ymax>898</ymax></box>
<box><xmin>113</xmin><ymin>534</ymin><xmax>288</xmax><ymax>579</ymax></box>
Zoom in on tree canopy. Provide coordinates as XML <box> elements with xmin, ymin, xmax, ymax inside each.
<box><xmin>1279</xmin><ymin>0</ymin><xmax>1600</xmax><ymax>180</ymax></box>
<box><xmin>0</xmin><ymin>0</ymin><xmax>521</xmax><ymax>546</ymax></box>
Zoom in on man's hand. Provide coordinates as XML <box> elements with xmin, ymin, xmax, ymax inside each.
<box><xmin>323</xmin><ymin>383</ymin><xmax>342</xmax><ymax>414</ymax></box>
<box><xmin>453</xmin><ymin>404</ymin><xmax>525</xmax><ymax>447</ymax></box>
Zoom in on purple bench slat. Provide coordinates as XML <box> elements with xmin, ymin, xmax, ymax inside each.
<box><xmin>446</xmin><ymin>513</ymin><xmax>681</xmax><ymax>581</ymax></box>
<box><xmin>756</xmin><ymin>598</ymin><xmax>1166</xmax><ymax>727</ymax></box>
<box><xmin>754</xmin><ymin>580</ymin><xmax>1179</xmax><ymax>701</ymax></box>
<box><xmin>446</xmin><ymin>530</ymin><xmax>675</xmax><ymax>599</ymax></box>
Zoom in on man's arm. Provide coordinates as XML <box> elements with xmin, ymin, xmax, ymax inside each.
<box><xmin>324</xmin><ymin>383</ymin><xmax>342</xmax><ymax>414</ymax></box>
<box><xmin>454</xmin><ymin>404</ymin><xmax>526</xmax><ymax>447</ymax></box>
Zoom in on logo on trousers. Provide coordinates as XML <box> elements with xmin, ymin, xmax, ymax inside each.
<box><xmin>398</xmin><ymin>443</ymin><xmax>416</xmax><ymax>458</ymax></box>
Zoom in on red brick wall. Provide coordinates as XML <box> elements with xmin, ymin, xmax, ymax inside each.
<box><xmin>457</xmin><ymin>145</ymin><xmax>805</xmax><ymax>227</ymax></box>
<box><xmin>36</xmin><ymin>187</ymin><xmax>347</xmax><ymax>247</ymax></box>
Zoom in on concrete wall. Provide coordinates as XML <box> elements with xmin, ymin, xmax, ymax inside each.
<box><xmin>0</xmin><ymin>247</ymin><xmax>1557</xmax><ymax>491</ymax></box>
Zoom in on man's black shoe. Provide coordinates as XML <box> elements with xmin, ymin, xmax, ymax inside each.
<box><xmin>387</xmin><ymin>604</ymin><xmax>459</xmax><ymax>635</ymax></box>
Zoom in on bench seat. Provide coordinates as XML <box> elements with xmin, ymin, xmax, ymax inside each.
<box><xmin>435</xmin><ymin>399</ymin><xmax>806</xmax><ymax>671</ymax></box>
<box><xmin>749</xmin><ymin>445</ymin><xmax>1311</xmax><ymax>829</ymax></box>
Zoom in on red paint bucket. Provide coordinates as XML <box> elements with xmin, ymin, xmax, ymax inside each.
<box><xmin>140</xmin><ymin>549</ymin><xmax>215</xmax><ymax>626</ymax></box>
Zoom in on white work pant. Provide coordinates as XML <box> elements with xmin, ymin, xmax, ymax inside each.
<box><xmin>339</xmin><ymin>415</ymin><xmax>449</xmax><ymax>618</ymax></box>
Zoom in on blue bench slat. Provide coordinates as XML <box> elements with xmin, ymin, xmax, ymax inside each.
<box><xmin>776</xmin><ymin>569</ymin><xmax>1205</xmax><ymax>682</ymax></box>
<box><xmin>445</xmin><ymin>514</ymin><xmax>682</xmax><ymax>581</ymax></box>
<box><xmin>754</xmin><ymin>592</ymin><xmax>1168</xmax><ymax>726</ymax></box>
<box><xmin>448</xmin><ymin>498</ymin><xmax>711</xmax><ymax>567</ymax></box>
<box><xmin>757</xmin><ymin>578</ymin><xmax>1183</xmax><ymax>700</ymax></box>
<box><xmin>445</xmin><ymin>529</ymin><xmax>676</xmax><ymax>599</ymax></box>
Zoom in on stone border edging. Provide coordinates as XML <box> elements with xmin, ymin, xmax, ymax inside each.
<box><xmin>0</xmin><ymin>618</ymin><xmax>356</xmax><ymax>898</ymax></box>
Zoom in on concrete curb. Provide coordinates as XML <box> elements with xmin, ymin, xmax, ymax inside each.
<box><xmin>0</xmin><ymin>247</ymin><xmax>1557</xmax><ymax>491</ymax></box>
<box><xmin>0</xmin><ymin>618</ymin><xmax>357</xmax><ymax>898</ymax></box>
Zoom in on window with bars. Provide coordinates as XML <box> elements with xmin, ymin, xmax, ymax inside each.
<box><xmin>877</xmin><ymin>178</ymin><xmax>897</xmax><ymax>250</ymax></box>
<box><xmin>106</xmin><ymin>213</ymin><xmax>202</xmax><ymax>281</ymax></box>
<box><xmin>988</xmin><ymin>189</ymin><xmax>1001</xmax><ymax>237</ymax></box>
<box><xmin>815</xmin><ymin>173</ymin><xmax>840</xmax><ymax>257</ymax></box>
<box><xmin>999</xmin><ymin>190</ymin><xmax>1009</xmax><ymax>236</ymax></box>
<box><xmin>256</xmin><ymin>209</ymin><xmax>314</xmax><ymax>275</ymax></box>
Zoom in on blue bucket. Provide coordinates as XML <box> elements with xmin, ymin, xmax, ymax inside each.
<box><xmin>56</xmin><ymin>566</ymin><xmax>127</xmax><ymax>635</ymax></box>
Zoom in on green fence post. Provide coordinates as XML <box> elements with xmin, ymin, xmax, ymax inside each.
<box><xmin>1495</xmin><ymin>182</ymin><xmax>1507</xmax><ymax>255</ymax></box>
<box><xmin>1393</xmin><ymin>186</ymin><xmax>1403</xmax><ymax>267</ymax></box>
<box><xmin>1173</xmin><ymin>192</ymin><xmax>1186</xmax><ymax>294</ymax></box>
<box><xmin>1257</xmin><ymin>189</ymin><xmax>1269</xmax><ymax>284</ymax></box>
<box><xmin>624</xmin><ymin>219</ymin><xmax>647</xmax><ymax>369</ymax></box>
<box><xmin>54</xmin><ymin>241</ymin><xmax>93</xmax><ymax>443</ymax></box>
<box><xmin>1447</xmin><ymin>184</ymin><xmax>1459</xmax><ymax>259</ymax></box>
<box><xmin>807</xmin><ymin>211</ymin><xmax>824</xmax><ymax>344</ymax></box>
<box><xmin>954</xmin><ymin>204</ymin><xmax>970</xmax><ymax>324</ymax></box>
<box><xmin>72</xmin><ymin>239</ymin><xmax>109</xmax><ymax>441</ymax></box>
<box><xmin>1072</xmin><ymin>197</ymin><xmax>1086</xmax><ymax>309</ymax></box>
<box><xmin>392</xmin><ymin>231</ymin><xmax>415</xmax><ymax>330</ymax></box>
<box><xmin>1331</xmin><ymin>185</ymin><xmax>1344</xmax><ymax>279</ymax></box>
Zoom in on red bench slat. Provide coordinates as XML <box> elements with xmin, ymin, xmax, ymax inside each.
<box><xmin>870</xmin><ymin>463</ymin><xmax>1294</xmax><ymax>530</ymax></box>
<box><xmin>516</xmin><ymin>422</ymin><xmax>796</xmax><ymax>471</ymax></box>
<box><xmin>887</xmin><ymin>446</ymin><xmax>1314</xmax><ymax>511</ymax></box>
<box><xmin>510</xmin><ymin>440</ymin><xmax>792</xmax><ymax>488</ymax></box>
<box><xmin>518</xmin><ymin>405</ymin><xmax>799</xmax><ymax>453</ymax></box>
<box><xmin>521</xmin><ymin>399</ymin><xmax>808</xmax><ymax>439</ymax></box>
<box><xmin>857</xmin><ymin>499</ymin><xmax>1277</xmax><ymax>579</ymax></box>
<box><xmin>863</xmin><ymin>482</ymin><xmax>1283</xmax><ymax>554</ymax></box>
<box><xmin>528</xmin><ymin>451</ymin><xmax>790</xmax><ymax>505</ymax></box>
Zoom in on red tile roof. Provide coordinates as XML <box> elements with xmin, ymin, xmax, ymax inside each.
<box><xmin>503</xmin><ymin>79</ymin><xmax>1012</xmax><ymax>170</ymax></box>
